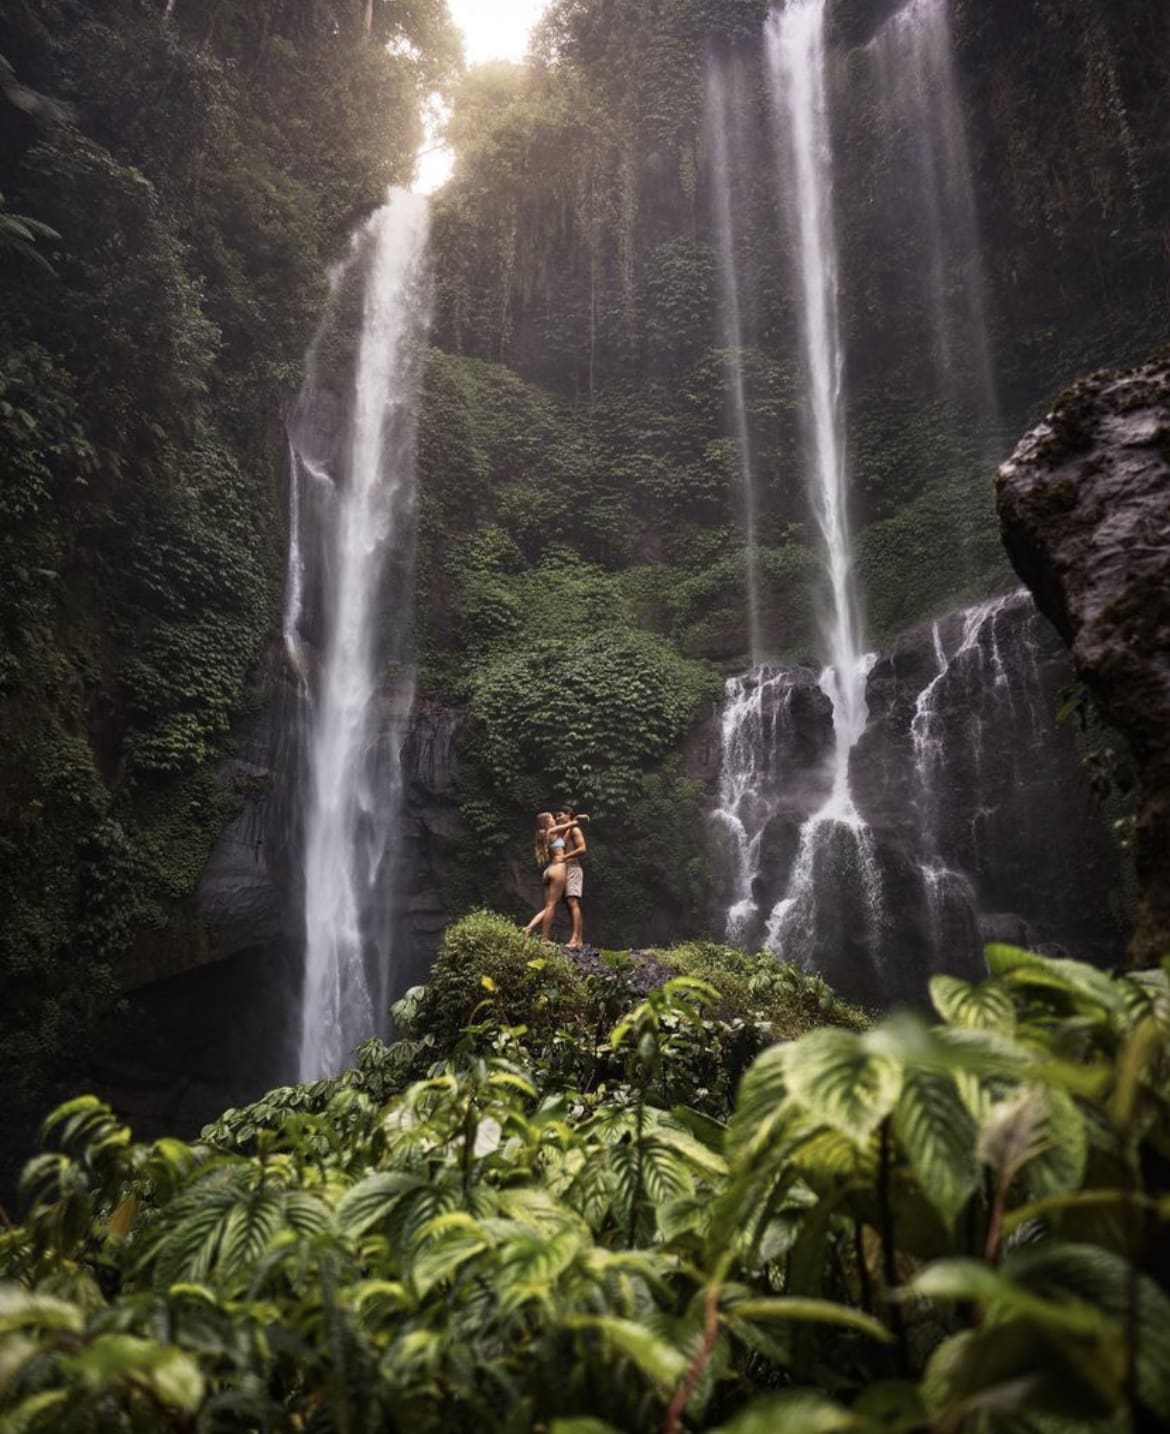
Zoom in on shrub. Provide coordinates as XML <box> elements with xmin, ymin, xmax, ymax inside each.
<box><xmin>4</xmin><ymin>947</ymin><xmax>1170</xmax><ymax>1432</ymax></box>
<box><xmin>415</xmin><ymin>909</ymin><xmax>587</xmax><ymax>1047</ymax></box>
<box><xmin>657</xmin><ymin>940</ymin><xmax>869</xmax><ymax>1037</ymax></box>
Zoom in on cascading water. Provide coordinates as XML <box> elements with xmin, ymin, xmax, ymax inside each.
<box><xmin>707</xmin><ymin>65</ymin><xmax>763</xmax><ymax>662</ymax></box>
<box><xmin>759</xmin><ymin>0</ymin><xmax>883</xmax><ymax>963</ymax></box>
<box><xmin>286</xmin><ymin>189</ymin><xmax>432</xmax><ymax>1082</ymax></box>
<box><xmin>870</xmin><ymin>0</ymin><xmax>998</xmax><ymax>438</ymax></box>
<box><xmin>908</xmin><ymin>593</ymin><xmax>1021</xmax><ymax>950</ymax></box>
<box><xmin>713</xmin><ymin>670</ymin><xmax>804</xmax><ymax>944</ymax></box>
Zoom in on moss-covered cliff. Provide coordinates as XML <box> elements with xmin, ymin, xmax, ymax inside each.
<box><xmin>414</xmin><ymin>0</ymin><xmax>1168</xmax><ymax>942</ymax></box>
<box><xmin>0</xmin><ymin>0</ymin><xmax>458</xmax><ymax>1101</ymax></box>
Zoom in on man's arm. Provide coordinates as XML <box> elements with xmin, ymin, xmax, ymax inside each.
<box><xmin>565</xmin><ymin>824</ymin><xmax>587</xmax><ymax>862</ymax></box>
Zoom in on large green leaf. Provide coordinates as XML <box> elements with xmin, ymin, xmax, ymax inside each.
<box><xmin>977</xmin><ymin>1085</ymin><xmax>1087</xmax><ymax>1198</ymax></box>
<box><xmin>727</xmin><ymin>1044</ymin><xmax>791</xmax><ymax>1164</ymax></box>
<box><xmin>931</xmin><ymin>975</ymin><xmax>1016</xmax><ymax>1033</ymax></box>
<box><xmin>566</xmin><ymin>1315</ymin><xmax>688</xmax><ymax>1389</ymax></box>
<box><xmin>217</xmin><ymin>1192</ymin><xmax>286</xmax><ymax>1276</ymax></box>
<box><xmin>784</xmin><ymin>1028</ymin><xmax>904</xmax><ymax>1146</ymax></box>
<box><xmin>0</xmin><ymin>1390</ymin><xmax>69</xmax><ymax>1433</ymax></box>
<box><xmin>730</xmin><ymin>1296</ymin><xmax>892</xmax><ymax>1342</ymax></box>
<box><xmin>65</xmin><ymin>1334</ymin><xmax>206</xmax><ymax>1412</ymax></box>
<box><xmin>335</xmin><ymin>1171</ymin><xmax>426</xmax><ymax>1237</ymax></box>
<box><xmin>0</xmin><ymin>1289</ymin><xmax>83</xmax><ymax>1335</ymax></box>
<box><xmin>985</xmin><ymin>946</ymin><xmax>1127</xmax><ymax>1017</ymax></box>
<box><xmin>893</xmin><ymin>1068</ymin><xmax>978</xmax><ymax>1229</ymax></box>
<box><xmin>550</xmin><ymin>1422</ymin><xmax>623</xmax><ymax>1434</ymax></box>
<box><xmin>920</xmin><ymin>1324</ymin><xmax>1123</xmax><ymax>1424</ymax></box>
<box><xmin>909</xmin><ymin>1255</ymin><xmax>1118</xmax><ymax>1340</ymax></box>
<box><xmin>1004</xmin><ymin>1243</ymin><xmax>1170</xmax><ymax>1418</ymax></box>
<box><xmin>710</xmin><ymin>1390</ymin><xmax>862</xmax><ymax>1433</ymax></box>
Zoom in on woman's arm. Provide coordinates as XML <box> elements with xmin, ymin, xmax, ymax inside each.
<box><xmin>549</xmin><ymin>815</ymin><xmax>588</xmax><ymax>834</ymax></box>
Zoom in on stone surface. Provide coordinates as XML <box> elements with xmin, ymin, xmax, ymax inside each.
<box><xmin>855</xmin><ymin>591</ymin><xmax>1126</xmax><ymax>996</ymax></box>
<box><xmin>998</xmin><ymin>358</ymin><xmax>1170</xmax><ymax>960</ymax></box>
<box><xmin>710</xmin><ymin>591</ymin><xmax>1128</xmax><ymax>1009</ymax></box>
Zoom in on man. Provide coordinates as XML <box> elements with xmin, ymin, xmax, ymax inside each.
<box><xmin>556</xmin><ymin>805</ymin><xmax>587</xmax><ymax>950</ymax></box>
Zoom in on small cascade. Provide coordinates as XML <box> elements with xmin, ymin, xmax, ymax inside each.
<box><xmin>287</xmin><ymin>189</ymin><xmax>432</xmax><ymax>1082</ymax></box>
<box><xmin>714</xmin><ymin>671</ymin><xmax>804</xmax><ymax>943</ymax></box>
<box><xmin>869</xmin><ymin>0</ymin><xmax>998</xmax><ymax>438</ymax></box>
<box><xmin>706</xmin><ymin>64</ymin><xmax>763</xmax><ymax>661</ymax></box>
<box><xmin>907</xmin><ymin>593</ymin><xmax>1023</xmax><ymax>949</ymax></box>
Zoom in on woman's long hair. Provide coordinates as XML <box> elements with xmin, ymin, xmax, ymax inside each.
<box><xmin>533</xmin><ymin>812</ymin><xmax>554</xmax><ymax>868</ymax></box>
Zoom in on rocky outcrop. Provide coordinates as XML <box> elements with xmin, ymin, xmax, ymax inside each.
<box><xmin>998</xmin><ymin>358</ymin><xmax>1170</xmax><ymax>961</ymax></box>
<box><xmin>855</xmin><ymin>592</ymin><xmax>1125</xmax><ymax>991</ymax></box>
<box><xmin>711</xmin><ymin>591</ymin><xmax>1127</xmax><ymax>1008</ymax></box>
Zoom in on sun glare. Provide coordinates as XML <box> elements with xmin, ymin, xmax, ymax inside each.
<box><xmin>415</xmin><ymin>0</ymin><xmax>549</xmax><ymax>194</ymax></box>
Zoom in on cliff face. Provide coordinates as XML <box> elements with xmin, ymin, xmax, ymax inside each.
<box><xmin>998</xmin><ymin>359</ymin><xmax>1170</xmax><ymax>961</ymax></box>
<box><xmin>710</xmin><ymin>592</ymin><xmax>1125</xmax><ymax>1008</ymax></box>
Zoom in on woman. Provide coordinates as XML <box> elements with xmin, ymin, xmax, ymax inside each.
<box><xmin>523</xmin><ymin>811</ymin><xmax>584</xmax><ymax>942</ymax></box>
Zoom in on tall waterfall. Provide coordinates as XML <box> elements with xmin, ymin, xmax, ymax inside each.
<box><xmin>285</xmin><ymin>189</ymin><xmax>432</xmax><ymax>1081</ymax></box>
<box><xmin>759</xmin><ymin>0</ymin><xmax>882</xmax><ymax>962</ymax></box>
<box><xmin>707</xmin><ymin>65</ymin><xmax>763</xmax><ymax>662</ymax></box>
<box><xmin>870</xmin><ymin>0</ymin><xmax>998</xmax><ymax>437</ymax></box>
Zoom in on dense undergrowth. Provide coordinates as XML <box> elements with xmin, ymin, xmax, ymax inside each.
<box><xmin>0</xmin><ymin>0</ymin><xmax>457</xmax><ymax>1101</ymax></box>
<box><xmin>3</xmin><ymin>914</ymin><xmax>1169</xmax><ymax>1432</ymax></box>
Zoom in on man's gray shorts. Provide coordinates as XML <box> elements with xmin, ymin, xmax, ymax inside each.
<box><xmin>565</xmin><ymin>864</ymin><xmax>584</xmax><ymax>899</ymax></box>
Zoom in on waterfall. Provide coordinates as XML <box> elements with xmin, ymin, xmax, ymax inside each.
<box><xmin>713</xmin><ymin>670</ymin><xmax>801</xmax><ymax>943</ymax></box>
<box><xmin>909</xmin><ymin>592</ymin><xmax>1022</xmax><ymax>950</ymax></box>
<box><xmin>766</xmin><ymin>0</ymin><xmax>865</xmax><ymax>797</ymax></box>
<box><xmin>707</xmin><ymin>65</ymin><xmax>763</xmax><ymax>662</ymax></box>
<box><xmin>759</xmin><ymin>0</ymin><xmax>882</xmax><ymax>962</ymax></box>
<box><xmin>870</xmin><ymin>0</ymin><xmax>998</xmax><ymax>438</ymax></box>
<box><xmin>287</xmin><ymin>189</ymin><xmax>432</xmax><ymax>1082</ymax></box>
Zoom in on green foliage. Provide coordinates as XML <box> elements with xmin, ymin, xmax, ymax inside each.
<box><xmin>656</xmin><ymin>941</ymin><xmax>867</xmax><ymax>1039</ymax></box>
<box><xmin>4</xmin><ymin>945</ymin><xmax>1170</xmax><ymax>1431</ymax></box>
<box><xmin>0</xmin><ymin>1</ymin><xmax>459</xmax><ymax>1102</ymax></box>
<box><xmin>415</xmin><ymin>910</ymin><xmax>588</xmax><ymax>1050</ymax></box>
<box><xmin>469</xmin><ymin>626</ymin><xmax>718</xmax><ymax>817</ymax></box>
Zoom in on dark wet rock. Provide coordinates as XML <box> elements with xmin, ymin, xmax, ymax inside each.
<box><xmin>830</xmin><ymin>0</ymin><xmax>911</xmax><ymax>50</ymax></box>
<box><xmin>397</xmin><ymin>704</ymin><xmax>465</xmax><ymax>990</ymax></box>
<box><xmin>559</xmin><ymin>944</ymin><xmax>675</xmax><ymax>997</ymax></box>
<box><xmin>720</xmin><ymin>591</ymin><xmax>1127</xmax><ymax>1008</ymax></box>
<box><xmin>998</xmin><ymin>358</ymin><xmax>1170</xmax><ymax>961</ymax></box>
<box><xmin>858</xmin><ymin>592</ymin><xmax>1126</xmax><ymax>984</ymax></box>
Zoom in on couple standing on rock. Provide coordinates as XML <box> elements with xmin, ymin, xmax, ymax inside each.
<box><xmin>525</xmin><ymin>807</ymin><xmax>589</xmax><ymax>949</ymax></box>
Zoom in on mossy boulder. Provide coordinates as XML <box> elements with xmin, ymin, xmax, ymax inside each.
<box><xmin>413</xmin><ymin>910</ymin><xmax>587</xmax><ymax>1049</ymax></box>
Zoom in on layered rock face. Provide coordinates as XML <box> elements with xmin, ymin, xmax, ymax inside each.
<box><xmin>854</xmin><ymin>592</ymin><xmax>1125</xmax><ymax>995</ymax></box>
<box><xmin>998</xmin><ymin>359</ymin><xmax>1170</xmax><ymax>961</ymax></box>
<box><xmin>713</xmin><ymin>592</ymin><xmax>1127</xmax><ymax>1007</ymax></box>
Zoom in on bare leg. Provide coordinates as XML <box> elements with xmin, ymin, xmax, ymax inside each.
<box><xmin>542</xmin><ymin>869</ymin><xmax>567</xmax><ymax>941</ymax></box>
<box><xmin>566</xmin><ymin>896</ymin><xmax>583</xmax><ymax>948</ymax></box>
<box><xmin>523</xmin><ymin>881</ymin><xmax>550</xmax><ymax>936</ymax></box>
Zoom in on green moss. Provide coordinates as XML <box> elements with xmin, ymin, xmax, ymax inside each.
<box><xmin>653</xmin><ymin>940</ymin><xmax>869</xmax><ymax>1037</ymax></box>
<box><xmin>411</xmin><ymin>914</ymin><xmax>865</xmax><ymax>1069</ymax></box>
<box><xmin>416</xmin><ymin>910</ymin><xmax>587</xmax><ymax>1049</ymax></box>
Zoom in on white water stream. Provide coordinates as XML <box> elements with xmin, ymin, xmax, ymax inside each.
<box><xmin>760</xmin><ymin>0</ymin><xmax>881</xmax><ymax>957</ymax></box>
<box><xmin>707</xmin><ymin>65</ymin><xmax>763</xmax><ymax>663</ymax></box>
<box><xmin>870</xmin><ymin>0</ymin><xmax>998</xmax><ymax>436</ymax></box>
<box><xmin>292</xmin><ymin>189</ymin><xmax>431</xmax><ymax>1081</ymax></box>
